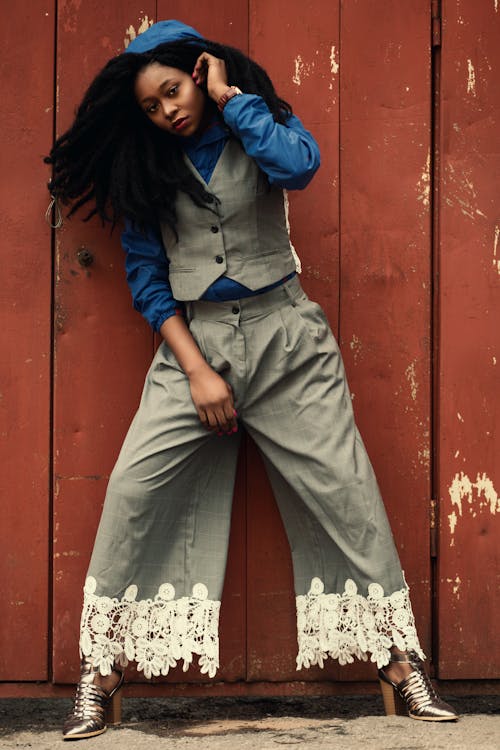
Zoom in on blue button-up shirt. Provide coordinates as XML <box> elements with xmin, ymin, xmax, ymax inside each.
<box><xmin>121</xmin><ymin>93</ymin><xmax>320</xmax><ymax>331</ymax></box>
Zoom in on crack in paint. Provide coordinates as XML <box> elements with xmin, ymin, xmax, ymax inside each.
<box><xmin>444</xmin><ymin>162</ymin><xmax>485</xmax><ymax>221</ymax></box>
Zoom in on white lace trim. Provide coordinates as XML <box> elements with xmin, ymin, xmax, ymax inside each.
<box><xmin>80</xmin><ymin>577</ymin><xmax>220</xmax><ymax>679</ymax></box>
<box><xmin>296</xmin><ymin>577</ymin><xmax>425</xmax><ymax>670</ymax></box>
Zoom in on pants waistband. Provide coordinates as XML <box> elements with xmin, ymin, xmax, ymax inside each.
<box><xmin>186</xmin><ymin>275</ymin><xmax>305</xmax><ymax>324</ymax></box>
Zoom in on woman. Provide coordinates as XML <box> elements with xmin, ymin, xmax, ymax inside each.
<box><xmin>46</xmin><ymin>19</ymin><xmax>457</xmax><ymax>741</ymax></box>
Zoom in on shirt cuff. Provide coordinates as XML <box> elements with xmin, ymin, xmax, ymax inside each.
<box><xmin>155</xmin><ymin>306</ymin><xmax>184</xmax><ymax>332</ymax></box>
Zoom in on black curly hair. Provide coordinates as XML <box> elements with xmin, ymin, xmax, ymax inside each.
<box><xmin>45</xmin><ymin>36</ymin><xmax>292</xmax><ymax>233</ymax></box>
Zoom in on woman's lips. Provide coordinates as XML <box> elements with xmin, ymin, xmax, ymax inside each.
<box><xmin>173</xmin><ymin>117</ymin><xmax>189</xmax><ymax>131</ymax></box>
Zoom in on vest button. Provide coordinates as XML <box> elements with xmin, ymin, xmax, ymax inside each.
<box><xmin>232</xmin><ymin>306</ymin><xmax>239</xmax><ymax>315</ymax></box>
<box><xmin>215</xmin><ymin>255</ymin><xmax>224</xmax><ymax>264</ymax></box>
<box><xmin>210</xmin><ymin>225</ymin><xmax>219</xmax><ymax>233</ymax></box>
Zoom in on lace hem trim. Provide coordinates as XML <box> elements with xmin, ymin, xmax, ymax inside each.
<box><xmin>296</xmin><ymin>577</ymin><xmax>425</xmax><ymax>670</ymax></box>
<box><xmin>79</xmin><ymin>577</ymin><xmax>220</xmax><ymax>678</ymax></box>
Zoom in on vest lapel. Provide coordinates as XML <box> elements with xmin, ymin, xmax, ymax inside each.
<box><xmin>182</xmin><ymin>139</ymin><xmax>234</xmax><ymax>190</ymax></box>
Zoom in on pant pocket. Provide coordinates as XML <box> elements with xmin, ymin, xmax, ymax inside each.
<box><xmin>292</xmin><ymin>295</ymin><xmax>331</xmax><ymax>345</ymax></box>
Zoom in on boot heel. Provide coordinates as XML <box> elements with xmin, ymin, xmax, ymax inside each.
<box><xmin>105</xmin><ymin>687</ymin><xmax>122</xmax><ymax>726</ymax></box>
<box><xmin>379</xmin><ymin>678</ymin><xmax>407</xmax><ymax>716</ymax></box>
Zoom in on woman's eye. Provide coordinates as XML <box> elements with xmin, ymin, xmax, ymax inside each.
<box><xmin>146</xmin><ymin>103</ymin><xmax>158</xmax><ymax>114</ymax></box>
<box><xmin>168</xmin><ymin>85</ymin><xmax>179</xmax><ymax>97</ymax></box>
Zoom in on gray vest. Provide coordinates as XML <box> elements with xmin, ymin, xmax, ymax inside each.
<box><xmin>160</xmin><ymin>138</ymin><xmax>296</xmax><ymax>301</ymax></box>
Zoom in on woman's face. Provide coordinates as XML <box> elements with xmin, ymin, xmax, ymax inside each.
<box><xmin>135</xmin><ymin>62</ymin><xmax>207</xmax><ymax>137</ymax></box>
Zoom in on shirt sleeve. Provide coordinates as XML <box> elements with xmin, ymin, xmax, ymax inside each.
<box><xmin>121</xmin><ymin>220</ymin><xmax>182</xmax><ymax>332</ymax></box>
<box><xmin>221</xmin><ymin>93</ymin><xmax>320</xmax><ymax>190</ymax></box>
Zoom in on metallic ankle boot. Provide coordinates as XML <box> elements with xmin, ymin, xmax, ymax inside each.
<box><xmin>62</xmin><ymin>658</ymin><xmax>124</xmax><ymax>740</ymax></box>
<box><xmin>378</xmin><ymin>651</ymin><xmax>458</xmax><ymax>722</ymax></box>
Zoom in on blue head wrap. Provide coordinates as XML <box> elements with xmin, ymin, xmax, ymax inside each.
<box><xmin>125</xmin><ymin>19</ymin><xmax>203</xmax><ymax>54</ymax></box>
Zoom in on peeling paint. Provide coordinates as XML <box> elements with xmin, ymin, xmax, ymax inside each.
<box><xmin>416</xmin><ymin>150</ymin><xmax>431</xmax><ymax>208</ymax></box>
<box><xmin>445</xmin><ymin>162</ymin><xmax>485</xmax><ymax>220</ymax></box>
<box><xmin>457</xmin><ymin>412</ymin><xmax>464</xmax><ymax>422</ymax></box>
<box><xmin>454</xmin><ymin>450</ymin><xmax>460</xmax><ymax>458</ymax></box>
<box><xmin>330</xmin><ymin>45</ymin><xmax>339</xmax><ymax>76</ymax></box>
<box><xmin>124</xmin><ymin>15</ymin><xmax>154</xmax><ymax>49</ymax></box>
<box><xmin>293</xmin><ymin>54</ymin><xmax>315</xmax><ymax>86</ymax></box>
<box><xmin>448</xmin><ymin>472</ymin><xmax>500</xmax><ymax>536</ymax></box>
<box><xmin>493</xmin><ymin>225</ymin><xmax>500</xmax><ymax>274</ymax></box>
<box><xmin>493</xmin><ymin>356</ymin><xmax>497</xmax><ymax>365</ymax></box>
<box><xmin>466</xmin><ymin>58</ymin><xmax>476</xmax><ymax>95</ymax></box>
<box><xmin>418</xmin><ymin>447</ymin><xmax>430</xmax><ymax>469</ymax></box>
<box><xmin>405</xmin><ymin>360</ymin><xmax>418</xmax><ymax>402</ymax></box>
<box><xmin>349</xmin><ymin>334</ymin><xmax>363</xmax><ymax>364</ymax></box>
<box><xmin>495</xmin><ymin>0</ymin><xmax>499</xmax><ymax>13</ymax></box>
<box><xmin>446</xmin><ymin>576</ymin><xmax>461</xmax><ymax>597</ymax></box>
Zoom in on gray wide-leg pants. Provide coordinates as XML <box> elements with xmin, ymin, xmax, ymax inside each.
<box><xmin>80</xmin><ymin>276</ymin><xmax>424</xmax><ymax>679</ymax></box>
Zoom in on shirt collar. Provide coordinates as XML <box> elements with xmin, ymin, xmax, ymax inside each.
<box><xmin>183</xmin><ymin>114</ymin><xmax>228</xmax><ymax>151</ymax></box>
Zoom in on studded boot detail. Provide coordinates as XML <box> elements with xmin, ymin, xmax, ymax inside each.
<box><xmin>378</xmin><ymin>651</ymin><xmax>458</xmax><ymax>721</ymax></box>
<box><xmin>62</xmin><ymin>658</ymin><xmax>123</xmax><ymax>740</ymax></box>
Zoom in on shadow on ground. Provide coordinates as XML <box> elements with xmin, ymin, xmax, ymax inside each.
<box><xmin>0</xmin><ymin>695</ymin><xmax>497</xmax><ymax>740</ymax></box>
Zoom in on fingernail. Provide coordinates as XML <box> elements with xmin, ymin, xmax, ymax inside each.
<box><xmin>233</xmin><ymin>409</ymin><xmax>238</xmax><ymax>416</ymax></box>
<box><xmin>232</xmin><ymin>426</ymin><xmax>238</xmax><ymax>433</ymax></box>
<box><xmin>217</xmin><ymin>431</ymin><xmax>223</xmax><ymax>437</ymax></box>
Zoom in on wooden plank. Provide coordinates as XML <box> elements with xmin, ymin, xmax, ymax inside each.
<box><xmin>0</xmin><ymin>0</ymin><xmax>55</xmax><ymax>680</ymax></box>
<box><xmin>247</xmin><ymin>0</ymin><xmax>341</xmax><ymax>682</ymax></box>
<box><xmin>338</xmin><ymin>0</ymin><xmax>433</xmax><ymax>679</ymax></box>
<box><xmin>158</xmin><ymin>0</ymin><xmax>248</xmax><ymax>50</ymax></box>
<box><xmin>1</xmin><ymin>678</ymin><xmax>499</xmax><ymax>698</ymax></box>
<box><xmin>437</xmin><ymin>0</ymin><xmax>500</xmax><ymax>678</ymax></box>
<box><xmin>52</xmin><ymin>0</ymin><xmax>157</xmax><ymax>683</ymax></box>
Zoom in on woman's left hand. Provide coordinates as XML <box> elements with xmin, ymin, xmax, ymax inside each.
<box><xmin>192</xmin><ymin>52</ymin><xmax>229</xmax><ymax>103</ymax></box>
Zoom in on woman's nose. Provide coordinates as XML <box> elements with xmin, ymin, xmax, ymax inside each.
<box><xmin>161</xmin><ymin>100</ymin><xmax>178</xmax><ymax>120</ymax></box>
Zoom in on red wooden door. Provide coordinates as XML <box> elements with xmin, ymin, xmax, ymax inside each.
<box><xmin>437</xmin><ymin>0</ymin><xmax>500</xmax><ymax>679</ymax></box>
<box><xmin>52</xmin><ymin>0</ymin><xmax>251</xmax><ymax>685</ymax></box>
<box><xmin>52</xmin><ymin>0</ymin><xmax>157</xmax><ymax>683</ymax></box>
<box><xmin>51</xmin><ymin>0</ymin><xmax>433</xmax><ymax>685</ymax></box>
<box><xmin>246</xmin><ymin>0</ymin><xmax>433</xmax><ymax>683</ymax></box>
<box><xmin>0</xmin><ymin>0</ymin><xmax>54</xmax><ymax>681</ymax></box>
<box><xmin>2</xmin><ymin>0</ymin><xmax>498</xmax><ymax>690</ymax></box>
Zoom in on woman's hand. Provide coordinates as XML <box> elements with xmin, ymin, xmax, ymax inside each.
<box><xmin>188</xmin><ymin>361</ymin><xmax>237</xmax><ymax>434</ymax></box>
<box><xmin>159</xmin><ymin>314</ymin><xmax>237</xmax><ymax>435</ymax></box>
<box><xmin>192</xmin><ymin>52</ymin><xmax>229</xmax><ymax>103</ymax></box>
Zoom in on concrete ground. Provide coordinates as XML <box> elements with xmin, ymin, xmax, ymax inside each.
<box><xmin>0</xmin><ymin>695</ymin><xmax>498</xmax><ymax>749</ymax></box>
